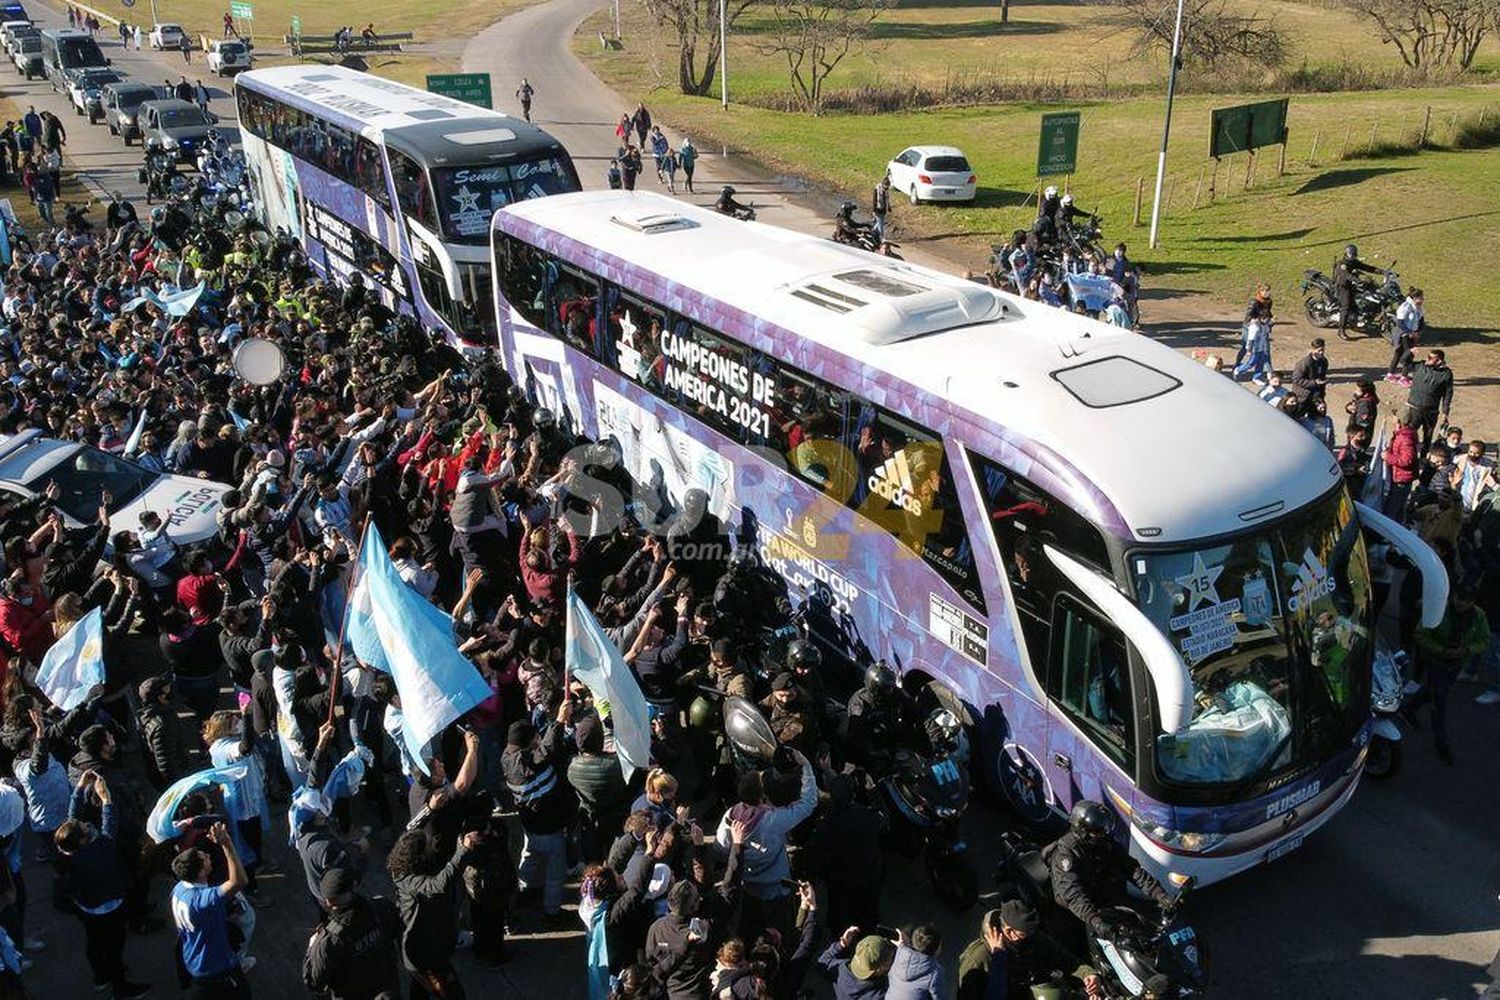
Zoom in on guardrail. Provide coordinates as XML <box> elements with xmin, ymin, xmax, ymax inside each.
<box><xmin>282</xmin><ymin>31</ymin><xmax>414</xmax><ymax>43</ymax></box>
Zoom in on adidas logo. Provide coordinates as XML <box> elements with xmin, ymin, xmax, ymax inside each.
<box><xmin>868</xmin><ymin>452</ymin><xmax>924</xmax><ymax>516</ymax></box>
<box><xmin>1287</xmin><ymin>547</ymin><xmax>1334</xmax><ymax>612</ymax></box>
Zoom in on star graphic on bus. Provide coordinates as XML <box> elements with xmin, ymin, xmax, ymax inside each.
<box><xmin>1175</xmin><ymin>552</ymin><xmax>1224</xmax><ymax>611</ymax></box>
<box><xmin>452</xmin><ymin>185</ymin><xmax>481</xmax><ymax>214</ymax></box>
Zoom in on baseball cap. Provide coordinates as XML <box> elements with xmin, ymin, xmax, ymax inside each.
<box><xmin>849</xmin><ymin>935</ymin><xmax>895</xmax><ymax>981</ymax></box>
<box><xmin>318</xmin><ymin>866</ymin><xmax>358</xmax><ymax>902</ymax></box>
<box><xmin>999</xmin><ymin>898</ymin><xmax>1040</xmax><ymax>936</ymax></box>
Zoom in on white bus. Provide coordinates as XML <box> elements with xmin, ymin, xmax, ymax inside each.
<box><xmin>234</xmin><ymin>65</ymin><xmax>580</xmax><ymax>351</ymax></box>
<box><xmin>490</xmin><ymin>190</ymin><xmax>1448</xmax><ymax>885</ymax></box>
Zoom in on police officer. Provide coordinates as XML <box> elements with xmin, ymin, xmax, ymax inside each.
<box><xmin>303</xmin><ymin>867</ymin><xmax>404</xmax><ymax>999</ymax></box>
<box><xmin>845</xmin><ymin>661</ymin><xmax>912</xmax><ymax>771</ymax></box>
<box><xmin>715</xmin><ymin>185</ymin><xmax>752</xmax><ymax>218</ymax></box>
<box><xmin>1332</xmin><ymin>243</ymin><xmax>1381</xmax><ymax>341</ymax></box>
<box><xmin>1045</xmin><ymin>800</ymin><xmax>1175</xmax><ymax>940</ymax></box>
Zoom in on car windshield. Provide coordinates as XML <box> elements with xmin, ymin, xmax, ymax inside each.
<box><xmin>430</xmin><ymin>154</ymin><xmax>577</xmax><ymax>244</ymax></box>
<box><xmin>19</xmin><ymin>447</ymin><xmax>157</xmax><ymax>521</ymax></box>
<box><xmin>1129</xmin><ymin>487</ymin><xmax>1373</xmax><ymax>787</ymax></box>
<box><xmin>160</xmin><ymin>108</ymin><xmax>207</xmax><ymax>127</ymax></box>
<box><xmin>58</xmin><ymin>35</ymin><xmax>105</xmax><ymax>67</ymax></box>
<box><xmin>117</xmin><ymin>89</ymin><xmax>153</xmax><ymax>110</ymax></box>
<box><xmin>924</xmin><ymin>155</ymin><xmax>970</xmax><ymax>172</ymax></box>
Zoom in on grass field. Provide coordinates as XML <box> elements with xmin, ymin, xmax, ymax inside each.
<box><xmin>581</xmin><ymin>2</ymin><xmax>1500</xmax><ymax>329</ymax></box>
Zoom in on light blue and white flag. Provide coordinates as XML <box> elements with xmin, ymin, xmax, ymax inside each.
<box><xmin>566</xmin><ymin>588</ymin><xmax>650</xmax><ymax>780</ymax></box>
<box><xmin>146</xmin><ymin>763</ymin><xmax>250</xmax><ymax>843</ymax></box>
<box><xmin>287</xmin><ymin>746</ymin><xmax>370</xmax><ymax>842</ymax></box>
<box><xmin>122</xmin><ymin>407</ymin><xmax>150</xmax><ymax>457</ymax></box>
<box><xmin>35</xmin><ymin>607</ymin><xmax>104</xmax><ymax>711</ymax></box>
<box><xmin>1361</xmin><ymin>420</ymin><xmax>1388</xmax><ymax>507</ymax></box>
<box><xmin>345</xmin><ymin>525</ymin><xmax>489</xmax><ymax>772</ymax></box>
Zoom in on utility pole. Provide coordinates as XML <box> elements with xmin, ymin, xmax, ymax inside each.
<box><xmin>612</xmin><ymin>0</ymin><xmax>620</xmax><ymax>40</ymax></box>
<box><xmin>1148</xmin><ymin>0</ymin><xmax>1185</xmax><ymax>249</ymax></box>
<box><xmin>150</xmin><ymin>0</ymin><xmax>161</xmax><ymax>26</ymax></box>
<box><xmin>719</xmin><ymin>0</ymin><xmax>728</xmax><ymax>109</ymax></box>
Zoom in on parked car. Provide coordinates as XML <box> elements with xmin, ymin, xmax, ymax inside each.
<box><xmin>0</xmin><ymin>19</ymin><xmax>33</xmax><ymax>49</ymax></box>
<box><xmin>0</xmin><ymin>429</ymin><xmax>231</xmax><ymax>552</ymax></box>
<box><xmin>10</xmin><ymin>31</ymin><xmax>39</xmax><ymax>79</ymax></box>
<box><xmin>139</xmin><ymin>98</ymin><xmax>215</xmax><ymax>162</ymax></box>
<box><xmin>0</xmin><ymin>3</ymin><xmax>27</xmax><ymax>22</ymax></box>
<box><xmin>65</xmin><ymin>66</ymin><xmax>122</xmax><ymax>123</ymax></box>
<box><xmin>148</xmin><ymin>22</ymin><xmax>185</xmax><ymax>50</ymax></box>
<box><xmin>885</xmin><ymin>145</ymin><xmax>978</xmax><ymax>205</ymax></box>
<box><xmin>103</xmin><ymin>80</ymin><xmax>165</xmax><ymax>145</ymax></box>
<box><xmin>205</xmin><ymin>38</ymin><xmax>250</xmax><ymax>76</ymax></box>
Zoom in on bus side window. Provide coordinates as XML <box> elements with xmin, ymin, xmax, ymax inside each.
<box><xmin>1051</xmin><ymin>598</ymin><xmax>1135</xmax><ymax>770</ymax></box>
<box><xmin>772</xmin><ymin>370</ymin><xmax>854</xmax><ymax>501</ymax></box>
<box><xmin>355</xmin><ymin>137</ymin><xmax>391</xmax><ymax>213</ymax></box>
<box><xmin>496</xmin><ymin>235</ymin><xmax>548</xmax><ymax>330</ymax></box>
<box><xmin>546</xmin><ymin>263</ymin><xmax>599</xmax><ymax>358</ymax></box>
<box><xmin>601</xmin><ymin>287</ymin><xmax>665</xmax><ymax>384</ymax></box>
<box><xmin>389</xmin><ymin>147</ymin><xmax>436</xmax><ymax>228</ymax></box>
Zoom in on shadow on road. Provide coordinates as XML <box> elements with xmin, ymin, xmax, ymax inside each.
<box><xmin>1294</xmin><ymin>167</ymin><xmax>1413</xmax><ymax>196</ymax></box>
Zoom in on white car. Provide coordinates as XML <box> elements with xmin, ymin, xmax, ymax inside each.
<box><xmin>205</xmin><ymin>38</ymin><xmax>250</xmax><ymax>76</ymax></box>
<box><xmin>0</xmin><ymin>430</ymin><xmax>231</xmax><ymax>550</ymax></box>
<box><xmin>65</xmin><ymin>67</ymin><xmax>122</xmax><ymax>123</ymax></box>
<box><xmin>885</xmin><ymin>145</ymin><xmax>978</xmax><ymax>205</ymax></box>
<box><xmin>149</xmin><ymin>22</ymin><xmax>186</xmax><ymax>50</ymax></box>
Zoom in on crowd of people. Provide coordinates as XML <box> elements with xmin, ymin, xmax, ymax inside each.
<box><xmin>0</xmin><ymin>165</ymin><xmax>1140</xmax><ymax>1000</ymax></box>
<box><xmin>607</xmin><ymin>104</ymin><xmax>698</xmax><ymax>198</ymax></box>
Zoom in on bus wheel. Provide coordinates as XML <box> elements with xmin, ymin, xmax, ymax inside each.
<box><xmin>995</xmin><ymin>740</ymin><xmax>1054</xmax><ymax>826</ymax></box>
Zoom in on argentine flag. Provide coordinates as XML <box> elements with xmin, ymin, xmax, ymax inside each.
<box><xmin>346</xmin><ymin>525</ymin><xmax>490</xmax><ymax>772</ymax></box>
<box><xmin>35</xmin><ymin>607</ymin><xmax>105</xmax><ymax>711</ymax></box>
<box><xmin>566</xmin><ymin>588</ymin><xmax>651</xmax><ymax>780</ymax></box>
<box><xmin>146</xmin><ymin>763</ymin><xmax>251</xmax><ymax>844</ymax></box>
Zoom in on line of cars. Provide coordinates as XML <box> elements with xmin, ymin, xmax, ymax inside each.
<box><xmin>0</xmin><ymin>9</ymin><xmax>245</xmax><ymax>164</ymax></box>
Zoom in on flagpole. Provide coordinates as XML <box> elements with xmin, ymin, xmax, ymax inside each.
<box><xmin>324</xmin><ymin>514</ymin><xmax>373</xmax><ymax>726</ymax></box>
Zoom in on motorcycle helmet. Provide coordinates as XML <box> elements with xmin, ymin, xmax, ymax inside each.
<box><xmin>1043</xmin><ymin>185</ymin><xmax>1058</xmax><ymax>200</ymax></box>
<box><xmin>720</xmin><ymin>185</ymin><xmax>736</xmax><ymax>198</ymax></box>
<box><xmin>786</xmin><ymin>638</ymin><xmax>821</xmax><ymax>675</ymax></box>
<box><xmin>1344</xmin><ymin>243</ymin><xmax>1359</xmax><ymax>259</ymax></box>
<box><xmin>837</xmin><ymin>200</ymin><xmax>856</xmax><ymax>219</ymax></box>
<box><xmin>533</xmin><ymin>407</ymin><xmax>556</xmax><ymax>429</ymax></box>
<box><xmin>687</xmin><ymin>695</ymin><xmax>716</xmax><ymax>729</ymax></box>
<box><xmin>726</xmin><ymin>546</ymin><xmax>754</xmax><ymax>573</ymax></box>
<box><xmin>1069</xmin><ymin>799</ymin><xmax>1114</xmax><ymax>841</ymax></box>
<box><xmin>864</xmin><ymin>660</ymin><xmax>897</xmax><ymax>694</ymax></box>
<box><xmin>1060</xmin><ymin>193</ymin><xmax>1073</xmax><ymax>207</ymax></box>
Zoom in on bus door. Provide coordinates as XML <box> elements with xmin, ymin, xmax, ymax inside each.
<box><xmin>1044</xmin><ymin>595</ymin><xmax>1137</xmax><ymax>810</ymax></box>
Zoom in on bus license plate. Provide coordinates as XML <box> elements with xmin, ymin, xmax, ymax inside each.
<box><xmin>1267</xmin><ymin>832</ymin><xmax>1305</xmax><ymax>863</ymax></box>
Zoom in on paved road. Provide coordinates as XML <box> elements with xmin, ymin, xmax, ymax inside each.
<box><xmin>1</xmin><ymin>1</ymin><xmax>239</xmax><ymax>205</ymax></box>
<box><xmin>9</xmin><ymin>3</ymin><xmax>1499</xmax><ymax>997</ymax></box>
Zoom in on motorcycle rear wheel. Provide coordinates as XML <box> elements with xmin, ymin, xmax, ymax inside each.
<box><xmin>1365</xmin><ymin>736</ymin><xmax>1401</xmax><ymax>781</ymax></box>
<box><xmin>924</xmin><ymin>844</ymin><xmax>978</xmax><ymax>911</ymax></box>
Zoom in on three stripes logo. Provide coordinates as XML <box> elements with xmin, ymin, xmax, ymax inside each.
<box><xmin>867</xmin><ymin>451</ymin><xmax>924</xmax><ymax>516</ymax></box>
<box><xmin>1286</xmin><ymin>547</ymin><xmax>1335</xmax><ymax>612</ymax></box>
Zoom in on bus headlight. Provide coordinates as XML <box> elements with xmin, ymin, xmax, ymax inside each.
<box><xmin>1130</xmin><ymin>813</ymin><xmax>1227</xmax><ymax>855</ymax></box>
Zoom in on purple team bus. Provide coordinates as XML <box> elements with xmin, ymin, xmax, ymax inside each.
<box><xmin>489</xmin><ymin>190</ymin><xmax>1447</xmax><ymax>886</ymax></box>
<box><xmin>235</xmin><ymin>65</ymin><xmax>579</xmax><ymax>355</ymax></box>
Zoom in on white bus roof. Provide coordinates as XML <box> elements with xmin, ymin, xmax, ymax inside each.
<box><xmin>499</xmin><ymin>191</ymin><xmax>1339</xmax><ymax>543</ymax></box>
<box><xmin>237</xmin><ymin>64</ymin><xmax>502</xmax><ymax>132</ymax></box>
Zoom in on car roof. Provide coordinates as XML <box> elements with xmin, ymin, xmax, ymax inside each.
<box><xmin>140</xmin><ymin>98</ymin><xmax>198</xmax><ymax>113</ymax></box>
<box><xmin>908</xmin><ymin>145</ymin><xmax>967</xmax><ymax>158</ymax></box>
<box><xmin>0</xmin><ymin>432</ymin><xmax>75</xmax><ymax>485</ymax></box>
<box><xmin>105</xmin><ymin>80</ymin><xmax>157</xmax><ymax>94</ymax></box>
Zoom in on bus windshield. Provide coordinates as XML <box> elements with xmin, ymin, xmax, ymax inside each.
<box><xmin>430</xmin><ymin>155</ymin><xmax>576</xmax><ymax>244</ymax></box>
<box><xmin>1129</xmin><ymin>487</ymin><xmax>1372</xmax><ymax>787</ymax></box>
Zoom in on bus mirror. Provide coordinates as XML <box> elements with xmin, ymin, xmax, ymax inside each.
<box><xmin>1042</xmin><ymin>544</ymin><xmax>1196</xmax><ymax>735</ymax></box>
<box><xmin>1354</xmin><ymin>501</ymin><xmax>1448</xmax><ymax>629</ymax></box>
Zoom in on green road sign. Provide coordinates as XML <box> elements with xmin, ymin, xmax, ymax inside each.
<box><xmin>1210</xmin><ymin>98</ymin><xmax>1289</xmax><ymax>158</ymax></box>
<box><xmin>290</xmin><ymin>14</ymin><xmax>301</xmax><ymax>36</ymax></box>
<box><xmin>230</xmin><ymin>1</ymin><xmax>253</xmax><ymax>19</ymax></box>
<box><xmin>1037</xmin><ymin>111</ymin><xmax>1080</xmax><ymax>177</ymax></box>
<box><xmin>426</xmin><ymin>73</ymin><xmax>493</xmax><ymax>109</ymax></box>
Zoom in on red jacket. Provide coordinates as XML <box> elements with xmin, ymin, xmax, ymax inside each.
<box><xmin>0</xmin><ymin>596</ymin><xmax>53</xmax><ymax>665</ymax></box>
<box><xmin>519</xmin><ymin>529</ymin><xmax>581</xmax><ymax>607</ymax></box>
<box><xmin>1384</xmin><ymin>426</ymin><xmax>1419</xmax><ymax>484</ymax></box>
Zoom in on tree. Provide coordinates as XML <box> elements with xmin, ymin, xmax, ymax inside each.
<box><xmin>640</xmin><ymin>0</ymin><xmax>762</xmax><ymax>96</ymax></box>
<box><xmin>1337</xmin><ymin>0</ymin><xmax>1496</xmax><ymax>72</ymax></box>
<box><xmin>1106</xmin><ymin>0</ymin><xmax>1287</xmax><ymax>67</ymax></box>
<box><xmin>758</xmin><ymin>0</ymin><xmax>894</xmax><ymax>112</ymax></box>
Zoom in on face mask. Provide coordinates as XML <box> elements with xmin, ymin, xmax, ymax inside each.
<box><xmin>16</xmin><ymin>594</ymin><xmax>32</xmax><ymax>606</ymax></box>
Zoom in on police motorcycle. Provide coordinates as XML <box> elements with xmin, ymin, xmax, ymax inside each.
<box><xmin>994</xmin><ymin>833</ymin><xmax>1208</xmax><ymax>998</ymax></box>
<box><xmin>1300</xmin><ymin>261</ymin><xmax>1404</xmax><ymax>333</ymax></box>
<box><xmin>1365</xmin><ymin>647</ymin><xmax>1408</xmax><ymax>780</ymax></box>
<box><xmin>867</xmin><ymin>699</ymin><xmax>977</xmax><ymax>911</ymax></box>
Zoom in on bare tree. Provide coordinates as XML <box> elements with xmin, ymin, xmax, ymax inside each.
<box><xmin>758</xmin><ymin>0</ymin><xmax>894</xmax><ymax>112</ymax></box>
<box><xmin>640</xmin><ymin>0</ymin><xmax>761</xmax><ymax>96</ymax></box>
<box><xmin>1337</xmin><ymin>0</ymin><xmax>1495</xmax><ymax>72</ymax></box>
<box><xmin>1107</xmin><ymin>0</ymin><xmax>1288</xmax><ymax>67</ymax></box>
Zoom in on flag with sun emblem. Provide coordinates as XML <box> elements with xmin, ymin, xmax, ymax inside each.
<box><xmin>35</xmin><ymin>607</ymin><xmax>105</xmax><ymax>710</ymax></box>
